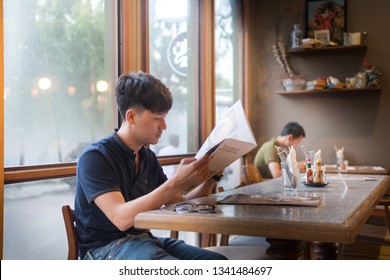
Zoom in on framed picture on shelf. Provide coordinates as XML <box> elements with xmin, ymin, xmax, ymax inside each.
<box><xmin>306</xmin><ymin>0</ymin><xmax>347</xmax><ymax>45</ymax></box>
<box><xmin>314</xmin><ymin>29</ymin><xmax>330</xmax><ymax>43</ymax></box>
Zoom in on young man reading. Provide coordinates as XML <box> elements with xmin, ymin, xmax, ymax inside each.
<box><xmin>75</xmin><ymin>72</ymin><xmax>227</xmax><ymax>260</ymax></box>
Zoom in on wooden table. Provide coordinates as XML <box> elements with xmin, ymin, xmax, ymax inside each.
<box><xmin>135</xmin><ymin>174</ymin><xmax>390</xmax><ymax>259</ymax></box>
<box><xmin>324</xmin><ymin>165</ymin><xmax>389</xmax><ymax>175</ymax></box>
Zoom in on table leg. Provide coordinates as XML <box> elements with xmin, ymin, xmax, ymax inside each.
<box><xmin>311</xmin><ymin>242</ymin><xmax>340</xmax><ymax>260</ymax></box>
<box><xmin>265</xmin><ymin>238</ymin><xmax>310</xmax><ymax>259</ymax></box>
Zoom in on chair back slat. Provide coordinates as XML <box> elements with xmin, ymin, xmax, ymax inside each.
<box><xmin>243</xmin><ymin>163</ymin><xmax>262</xmax><ymax>185</ymax></box>
<box><xmin>62</xmin><ymin>205</ymin><xmax>79</xmax><ymax>260</ymax></box>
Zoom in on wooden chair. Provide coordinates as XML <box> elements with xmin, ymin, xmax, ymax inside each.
<box><xmin>217</xmin><ymin>162</ymin><xmax>264</xmax><ymax>247</ymax></box>
<box><xmin>356</xmin><ymin>194</ymin><xmax>390</xmax><ymax>244</ymax></box>
<box><xmin>62</xmin><ymin>205</ymin><xmax>268</xmax><ymax>260</ymax></box>
<box><xmin>62</xmin><ymin>205</ymin><xmax>79</xmax><ymax>260</ymax></box>
<box><xmin>338</xmin><ymin>194</ymin><xmax>390</xmax><ymax>259</ymax></box>
<box><xmin>378</xmin><ymin>193</ymin><xmax>390</xmax><ymax>232</ymax></box>
<box><xmin>242</xmin><ymin>163</ymin><xmax>262</xmax><ymax>185</ymax></box>
<box><xmin>217</xmin><ymin>163</ymin><xmax>262</xmax><ymax>194</ymax></box>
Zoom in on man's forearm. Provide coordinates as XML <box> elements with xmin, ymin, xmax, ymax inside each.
<box><xmin>185</xmin><ymin>178</ymin><xmax>216</xmax><ymax>200</ymax></box>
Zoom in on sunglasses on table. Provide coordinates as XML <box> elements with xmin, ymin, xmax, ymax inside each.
<box><xmin>174</xmin><ymin>203</ymin><xmax>216</xmax><ymax>214</ymax></box>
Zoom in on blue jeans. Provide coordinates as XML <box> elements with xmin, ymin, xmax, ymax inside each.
<box><xmin>83</xmin><ymin>232</ymin><xmax>227</xmax><ymax>260</ymax></box>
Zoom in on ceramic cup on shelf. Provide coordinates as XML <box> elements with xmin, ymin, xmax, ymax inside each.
<box><xmin>282</xmin><ymin>76</ymin><xmax>306</xmax><ymax>91</ymax></box>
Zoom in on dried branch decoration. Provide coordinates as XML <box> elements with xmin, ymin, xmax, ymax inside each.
<box><xmin>272</xmin><ymin>35</ymin><xmax>293</xmax><ymax>78</ymax></box>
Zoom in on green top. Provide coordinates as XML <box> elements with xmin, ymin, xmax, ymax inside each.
<box><xmin>253</xmin><ymin>137</ymin><xmax>280</xmax><ymax>179</ymax></box>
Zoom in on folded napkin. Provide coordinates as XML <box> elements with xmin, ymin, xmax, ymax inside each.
<box><xmin>314</xmin><ymin>149</ymin><xmax>322</xmax><ymax>164</ymax></box>
<box><xmin>286</xmin><ymin>147</ymin><xmax>299</xmax><ymax>186</ymax></box>
<box><xmin>335</xmin><ymin>146</ymin><xmax>344</xmax><ymax>168</ymax></box>
<box><xmin>311</xmin><ymin>149</ymin><xmax>321</xmax><ymax>174</ymax></box>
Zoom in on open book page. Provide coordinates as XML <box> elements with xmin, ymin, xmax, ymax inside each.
<box><xmin>217</xmin><ymin>193</ymin><xmax>322</xmax><ymax>207</ymax></box>
<box><xmin>195</xmin><ymin>100</ymin><xmax>257</xmax><ymax>177</ymax></box>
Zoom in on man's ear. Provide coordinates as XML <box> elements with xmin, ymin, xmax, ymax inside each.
<box><xmin>287</xmin><ymin>134</ymin><xmax>294</xmax><ymax>143</ymax></box>
<box><xmin>125</xmin><ymin>108</ymin><xmax>137</xmax><ymax>124</ymax></box>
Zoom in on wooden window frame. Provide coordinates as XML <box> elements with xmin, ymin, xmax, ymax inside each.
<box><xmin>1</xmin><ymin>0</ymin><xmax>246</xmax><ymax>259</ymax></box>
<box><xmin>3</xmin><ymin>0</ymin><xmax>242</xmax><ymax>183</ymax></box>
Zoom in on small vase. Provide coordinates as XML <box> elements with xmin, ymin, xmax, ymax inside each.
<box><xmin>282</xmin><ymin>76</ymin><xmax>306</xmax><ymax>91</ymax></box>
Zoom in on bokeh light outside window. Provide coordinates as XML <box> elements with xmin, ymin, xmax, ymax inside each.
<box><xmin>4</xmin><ymin>0</ymin><xmax>117</xmax><ymax>166</ymax></box>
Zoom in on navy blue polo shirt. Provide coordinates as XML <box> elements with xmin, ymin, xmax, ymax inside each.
<box><xmin>74</xmin><ymin>130</ymin><xmax>168</xmax><ymax>256</ymax></box>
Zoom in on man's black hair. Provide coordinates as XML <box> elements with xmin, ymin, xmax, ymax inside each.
<box><xmin>280</xmin><ymin>122</ymin><xmax>305</xmax><ymax>139</ymax></box>
<box><xmin>115</xmin><ymin>71</ymin><xmax>173</xmax><ymax>120</ymax></box>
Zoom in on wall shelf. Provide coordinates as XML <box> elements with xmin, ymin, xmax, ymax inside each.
<box><xmin>277</xmin><ymin>87</ymin><xmax>381</xmax><ymax>96</ymax></box>
<box><xmin>279</xmin><ymin>45</ymin><xmax>380</xmax><ymax>96</ymax></box>
<box><xmin>288</xmin><ymin>45</ymin><xmax>367</xmax><ymax>55</ymax></box>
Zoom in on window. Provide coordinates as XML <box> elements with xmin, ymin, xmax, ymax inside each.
<box><xmin>2</xmin><ymin>0</ymin><xmax>244</xmax><ymax>259</ymax></box>
<box><xmin>215</xmin><ymin>0</ymin><xmax>241</xmax><ymax>117</ymax></box>
<box><xmin>149</xmin><ymin>0</ymin><xmax>199</xmax><ymax>156</ymax></box>
<box><xmin>3</xmin><ymin>0</ymin><xmax>117</xmax><ymax>259</ymax></box>
<box><xmin>215</xmin><ymin>0</ymin><xmax>243</xmax><ymax>188</ymax></box>
<box><xmin>4</xmin><ymin>178</ymin><xmax>75</xmax><ymax>259</ymax></box>
<box><xmin>3</xmin><ymin>0</ymin><xmax>117</xmax><ymax>167</ymax></box>
<box><xmin>148</xmin><ymin>0</ymin><xmax>244</xmax><ymax>188</ymax></box>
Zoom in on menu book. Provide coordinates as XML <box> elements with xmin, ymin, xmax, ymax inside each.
<box><xmin>196</xmin><ymin>100</ymin><xmax>257</xmax><ymax>178</ymax></box>
<box><xmin>217</xmin><ymin>193</ymin><xmax>322</xmax><ymax>207</ymax></box>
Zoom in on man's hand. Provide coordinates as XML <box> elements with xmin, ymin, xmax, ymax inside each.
<box><xmin>171</xmin><ymin>155</ymin><xmax>211</xmax><ymax>191</ymax></box>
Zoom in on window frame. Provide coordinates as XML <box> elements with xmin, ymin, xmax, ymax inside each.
<box><xmin>1</xmin><ymin>0</ymin><xmax>246</xmax><ymax>259</ymax></box>
<box><xmin>3</xmin><ymin>0</ymin><xmax>244</xmax><ymax>183</ymax></box>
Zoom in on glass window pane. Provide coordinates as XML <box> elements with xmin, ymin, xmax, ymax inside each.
<box><xmin>216</xmin><ymin>0</ymin><xmax>239</xmax><ymax>116</ymax></box>
<box><xmin>215</xmin><ymin>0</ymin><xmax>242</xmax><ymax>188</ymax></box>
<box><xmin>3</xmin><ymin>0</ymin><xmax>117</xmax><ymax>166</ymax></box>
<box><xmin>4</xmin><ymin>178</ymin><xmax>76</xmax><ymax>259</ymax></box>
<box><xmin>148</xmin><ymin>0</ymin><xmax>199</xmax><ymax>155</ymax></box>
<box><xmin>160</xmin><ymin>163</ymin><xmax>178</xmax><ymax>180</ymax></box>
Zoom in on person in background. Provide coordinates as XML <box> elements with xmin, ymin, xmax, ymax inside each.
<box><xmin>75</xmin><ymin>71</ymin><xmax>226</xmax><ymax>260</ymax></box>
<box><xmin>157</xmin><ymin>134</ymin><xmax>180</xmax><ymax>179</ymax></box>
<box><xmin>253</xmin><ymin>122</ymin><xmax>306</xmax><ymax>179</ymax></box>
